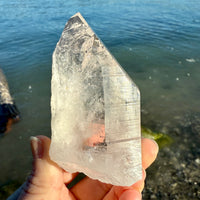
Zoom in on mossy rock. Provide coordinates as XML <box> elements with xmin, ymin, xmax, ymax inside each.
<box><xmin>141</xmin><ymin>126</ymin><xmax>173</xmax><ymax>148</ymax></box>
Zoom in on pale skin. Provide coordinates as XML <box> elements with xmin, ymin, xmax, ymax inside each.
<box><xmin>10</xmin><ymin>136</ymin><xmax>158</xmax><ymax>200</ymax></box>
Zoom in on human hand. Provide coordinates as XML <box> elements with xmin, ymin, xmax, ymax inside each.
<box><xmin>12</xmin><ymin>135</ymin><xmax>158</xmax><ymax>200</ymax></box>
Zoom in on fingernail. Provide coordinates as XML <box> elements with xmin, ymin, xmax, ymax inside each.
<box><xmin>142</xmin><ymin>168</ymin><xmax>146</xmax><ymax>179</ymax></box>
<box><xmin>149</xmin><ymin>139</ymin><xmax>159</xmax><ymax>154</ymax></box>
<box><xmin>30</xmin><ymin>136</ymin><xmax>43</xmax><ymax>158</ymax></box>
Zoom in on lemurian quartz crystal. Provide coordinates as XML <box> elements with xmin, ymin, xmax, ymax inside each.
<box><xmin>50</xmin><ymin>13</ymin><xmax>142</xmax><ymax>186</ymax></box>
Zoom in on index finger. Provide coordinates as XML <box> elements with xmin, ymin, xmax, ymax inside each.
<box><xmin>142</xmin><ymin>138</ymin><xmax>159</xmax><ymax>169</ymax></box>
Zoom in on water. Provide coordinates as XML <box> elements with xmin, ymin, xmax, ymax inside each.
<box><xmin>0</xmin><ymin>0</ymin><xmax>200</xmax><ymax>193</ymax></box>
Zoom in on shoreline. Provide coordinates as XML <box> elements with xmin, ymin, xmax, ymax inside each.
<box><xmin>1</xmin><ymin>113</ymin><xmax>200</xmax><ymax>199</ymax></box>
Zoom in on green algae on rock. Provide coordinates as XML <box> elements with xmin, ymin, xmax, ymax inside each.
<box><xmin>142</xmin><ymin>126</ymin><xmax>173</xmax><ymax>148</ymax></box>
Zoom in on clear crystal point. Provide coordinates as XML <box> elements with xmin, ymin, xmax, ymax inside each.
<box><xmin>50</xmin><ymin>12</ymin><xmax>142</xmax><ymax>186</ymax></box>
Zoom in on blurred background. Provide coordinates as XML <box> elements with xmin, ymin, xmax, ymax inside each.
<box><xmin>0</xmin><ymin>0</ymin><xmax>200</xmax><ymax>199</ymax></box>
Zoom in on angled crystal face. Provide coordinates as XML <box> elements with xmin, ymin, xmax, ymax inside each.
<box><xmin>50</xmin><ymin>12</ymin><xmax>142</xmax><ymax>186</ymax></box>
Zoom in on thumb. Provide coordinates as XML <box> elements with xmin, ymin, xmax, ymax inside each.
<box><xmin>30</xmin><ymin>135</ymin><xmax>49</xmax><ymax>160</ymax></box>
<box><xmin>18</xmin><ymin>136</ymin><xmax>63</xmax><ymax>200</ymax></box>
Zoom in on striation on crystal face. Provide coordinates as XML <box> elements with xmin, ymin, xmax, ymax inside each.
<box><xmin>49</xmin><ymin>12</ymin><xmax>142</xmax><ymax>186</ymax></box>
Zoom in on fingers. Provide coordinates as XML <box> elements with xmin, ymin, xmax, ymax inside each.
<box><xmin>131</xmin><ymin>168</ymin><xmax>146</xmax><ymax>193</ymax></box>
<box><xmin>18</xmin><ymin>136</ymin><xmax>62</xmax><ymax>198</ymax></box>
<box><xmin>18</xmin><ymin>135</ymin><xmax>74</xmax><ymax>200</ymax></box>
<box><xmin>142</xmin><ymin>138</ymin><xmax>159</xmax><ymax>169</ymax></box>
<box><xmin>71</xmin><ymin>177</ymin><xmax>112</xmax><ymax>200</ymax></box>
<box><xmin>103</xmin><ymin>186</ymin><xmax>142</xmax><ymax>200</ymax></box>
<box><xmin>63</xmin><ymin>172</ymin><xmax>79</xmax><ymax>185</ymax></box>
<box><xmin>30</xmin><ymin>135</ymin><xmax>61</xmax><ymax>174</ymax></box>
<box><xmin>119</xmin><ymin>190</ymin><xmax>141</xmax><ymax>200</ymax></box>
<box><xmin>36</xmin><ymin>136</ymin><xmax>79</xmax><ymax>184</ymax></box>
<box><xmin>30</xmin><ymin>135</ymin><xmax>50</xmax><ymax>160</ymax></box>
<box><xmin>105</xmin><ymin>168</ymin><xmax>146</xmax><ymax>200</ymax></box>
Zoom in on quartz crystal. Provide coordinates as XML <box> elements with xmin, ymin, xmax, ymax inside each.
<box><xmin>50</xmin><ymin>13</ymin><xmax>142</xmax><ymax>186</ymax></box>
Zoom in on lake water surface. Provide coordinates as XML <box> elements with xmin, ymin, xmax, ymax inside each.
<box><xmin>0</xmin><ymin>0</ymin><xmax>200</xmax><ymax>195</ymax></box>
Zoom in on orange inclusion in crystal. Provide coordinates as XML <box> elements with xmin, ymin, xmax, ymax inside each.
<box><xmin>86</xmin><ymin>123</ymin><xmax>105</xmax><ymax>147</ymax></box>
